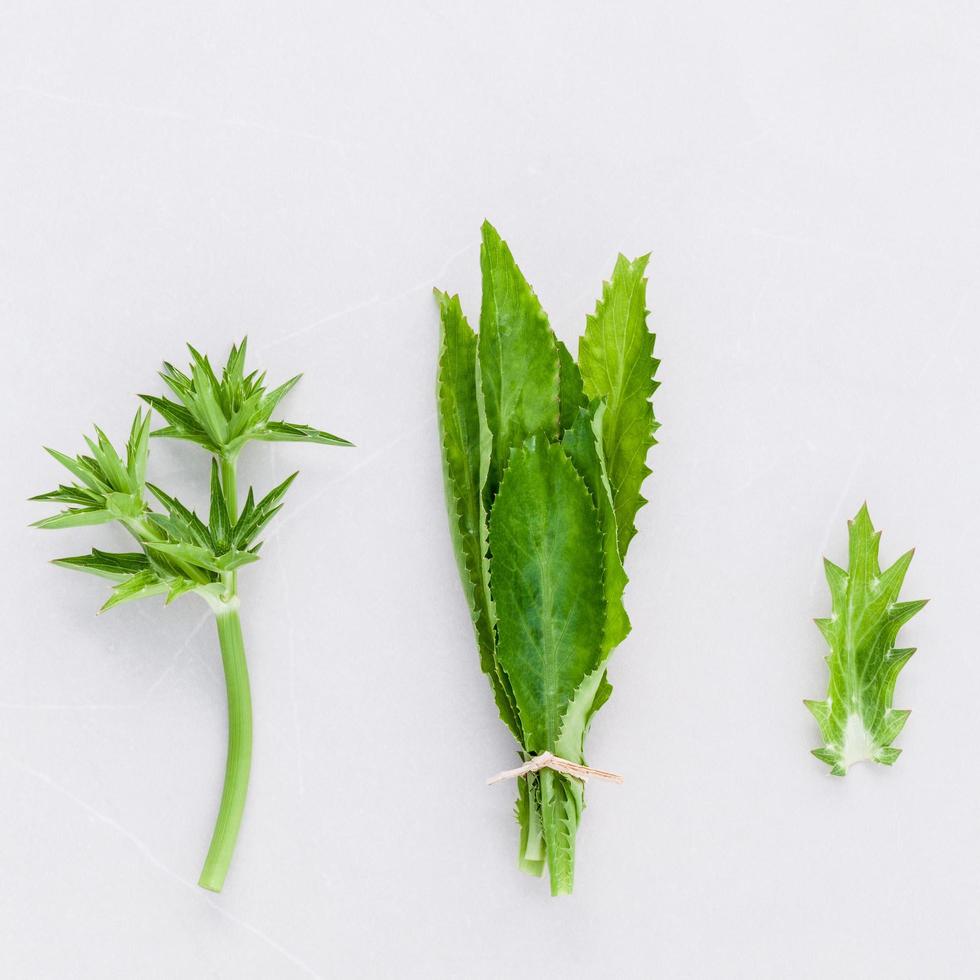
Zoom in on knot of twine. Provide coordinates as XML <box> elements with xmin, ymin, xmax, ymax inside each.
<box><xmin>487</xmin><ymin>751</ymin><xmax>624</xmax><ymax>786</ymax></box>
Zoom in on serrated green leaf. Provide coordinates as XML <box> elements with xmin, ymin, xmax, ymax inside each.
<box><xmin>477</xmin><ymin>221</ymin><xmax>559</xmax><ymax>506</ymax></box>
<box><xmin>489</xmin><ymin>439</ymin><xmax>604</xmax><ymax>754</ymax></box>
<box><xmin>437</xmin><ymin>231</ymin><xmax>662</xmax><ymax>896</ymax></box>
<box><xmin>561</xmin><ymin>401</ymin><xmax>630</xmax><ymax>658</ymax></box>
<box><xmin>578</xmin><ymin>253</ymin><xmax>659</xmax><ymax>558</ymax></box>
<box><xmin>807</xmin><ymin>505</ymin><xmax>927</xmax><ymax>774</ymax></box>
<box><xmin>435</xmin><ymin>290</ymin><xmax>521</xmax><ymax>739</ymax></box>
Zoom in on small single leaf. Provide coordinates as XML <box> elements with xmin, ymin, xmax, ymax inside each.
<box><xmin>806</xmin><ymin>505</ymin><xmax>927</xmax><ymax>774</ymax></box>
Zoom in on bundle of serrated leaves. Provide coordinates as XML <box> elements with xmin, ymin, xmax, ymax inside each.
<box><xmin>805</xmin><ymin>505</ymin><xmax>927</xmax><ymax>776</ymax></box>
<box><xmin>436</xmin><ymin>222</ymin><xmax>660</xmax><ymax>895</ymax></box>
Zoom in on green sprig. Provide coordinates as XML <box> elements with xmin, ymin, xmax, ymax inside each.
<box><xmin>34</xmin><ymin>340</ymin><xmax>351</xmax><ymax>890</ymax></box>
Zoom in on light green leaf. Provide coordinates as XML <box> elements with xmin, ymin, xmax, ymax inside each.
<box><xmin>213</xmin><ymin>550</ymin><xmax>261</xmax><ymax>573</ymax></box>
<box><xmin>259</xmin><ymin>374</ymin><xmax>302</xmax><ymax>420</ymax></box>
<box><xmin>42</xmin><ymin>447</ymin><xmax>105</xmax><ymax>492</ymax></box>
<box><xmin>806</xmin><ymin>504</ymin><xmax>927</xmax><ymax>775</ymax></box>
<box><xmin>146</xmin><ymin>541</ymin><xmax>225</xmax><ymax>573</ymax></box>
<box><xmin>489</xmin><ymin>439</ymin><xmax>605</xmax><ymax>754</ymax></box>
<box><xmin>516</xmin><ymin>770</ymin><xmax>546</xmax><ymax>877</ymax></box>
<box><xmin>32</xmin><ymin>508</ymin><xmax>114</xmax><ymax>530</ymax></box>
<box><xmin>578</xmin><ymin>253</ymin><xmax>659</xmax><ymax>558</ymax></box>
<box><xmin>100</xmin><ymin>570</ymin><xmax>171</xmax><ymax>612</ymax></box>
<box><xmin>52</xmin><ymin>550</ymin><xmax>150</xmax><ymax>581</ymax></box>
<box><xmin>477</xmin><ymin>221</ymin><xmax>559</xmax><ymax>505</ymax></box>
<box><xmin>105</xmin><ymin>491</ymin><xmax>144</xmax><ymax>521</ymax></box>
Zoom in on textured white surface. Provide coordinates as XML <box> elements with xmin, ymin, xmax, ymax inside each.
<box><xmin>2</xmin><ymin>3</ymin><xmax>979</xmax><ymax>978</ymax></box>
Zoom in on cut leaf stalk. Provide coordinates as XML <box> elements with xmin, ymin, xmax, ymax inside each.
<box><xmin>199</xmin><ymin>601</ymin><xmax>252</xmax><ymax>892</ymax></box>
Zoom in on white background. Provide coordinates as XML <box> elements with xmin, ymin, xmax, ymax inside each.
<box><xmin>1</xmin><ymin>3</ymin><xmax>978</xmax><ymax>978</ymax></box>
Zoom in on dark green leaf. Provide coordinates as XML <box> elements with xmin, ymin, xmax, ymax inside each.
<box><xmin>435</xmin><ymin>289</ymin><xmax>521</xmax><ymax>739</ymax></box>
<box><xmin>477</xmin><ymin>221</ymin><xmax>559</xmax><ymax>506</ymax></box>
<box><xmin>488</xmin><ymin>439</ymin><xmax>604</xmax><ymax>754</ymax></box>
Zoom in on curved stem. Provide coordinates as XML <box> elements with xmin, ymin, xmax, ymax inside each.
<box><xmin>198</xmin><ymin>603</ymin><xmax>252</xmax><ymax>892</ymax></box>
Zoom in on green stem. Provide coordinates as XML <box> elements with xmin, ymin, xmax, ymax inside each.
<box><xmin>220</xmin><ymin>455</ymin><xmax>238</xmax><ymax>521</ymax></box>
<box><xmin>198</xmin><ymin>602</ymin><xmax>252</xmax><ymax>892</ymax></box>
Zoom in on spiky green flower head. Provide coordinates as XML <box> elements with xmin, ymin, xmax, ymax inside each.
<box><xmin>34</xmin><ymin>339</ymin><xmax>352</xmax><ymax>614</ymax></box>
<box><xmin>805</xmin><ymin>504</ymin><xmax>927</xmax><ymax>776</ymax></box>
<box><xmin>140</xmin><ymin>338</ymin><xmax>352</xmax><ymax>460</ymax></box>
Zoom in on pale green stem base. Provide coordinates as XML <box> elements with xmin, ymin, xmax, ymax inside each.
<box><xmin>198</xmin><ymin>604</ymin><xmax>252</xmax><ymax>893</ymax></box>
